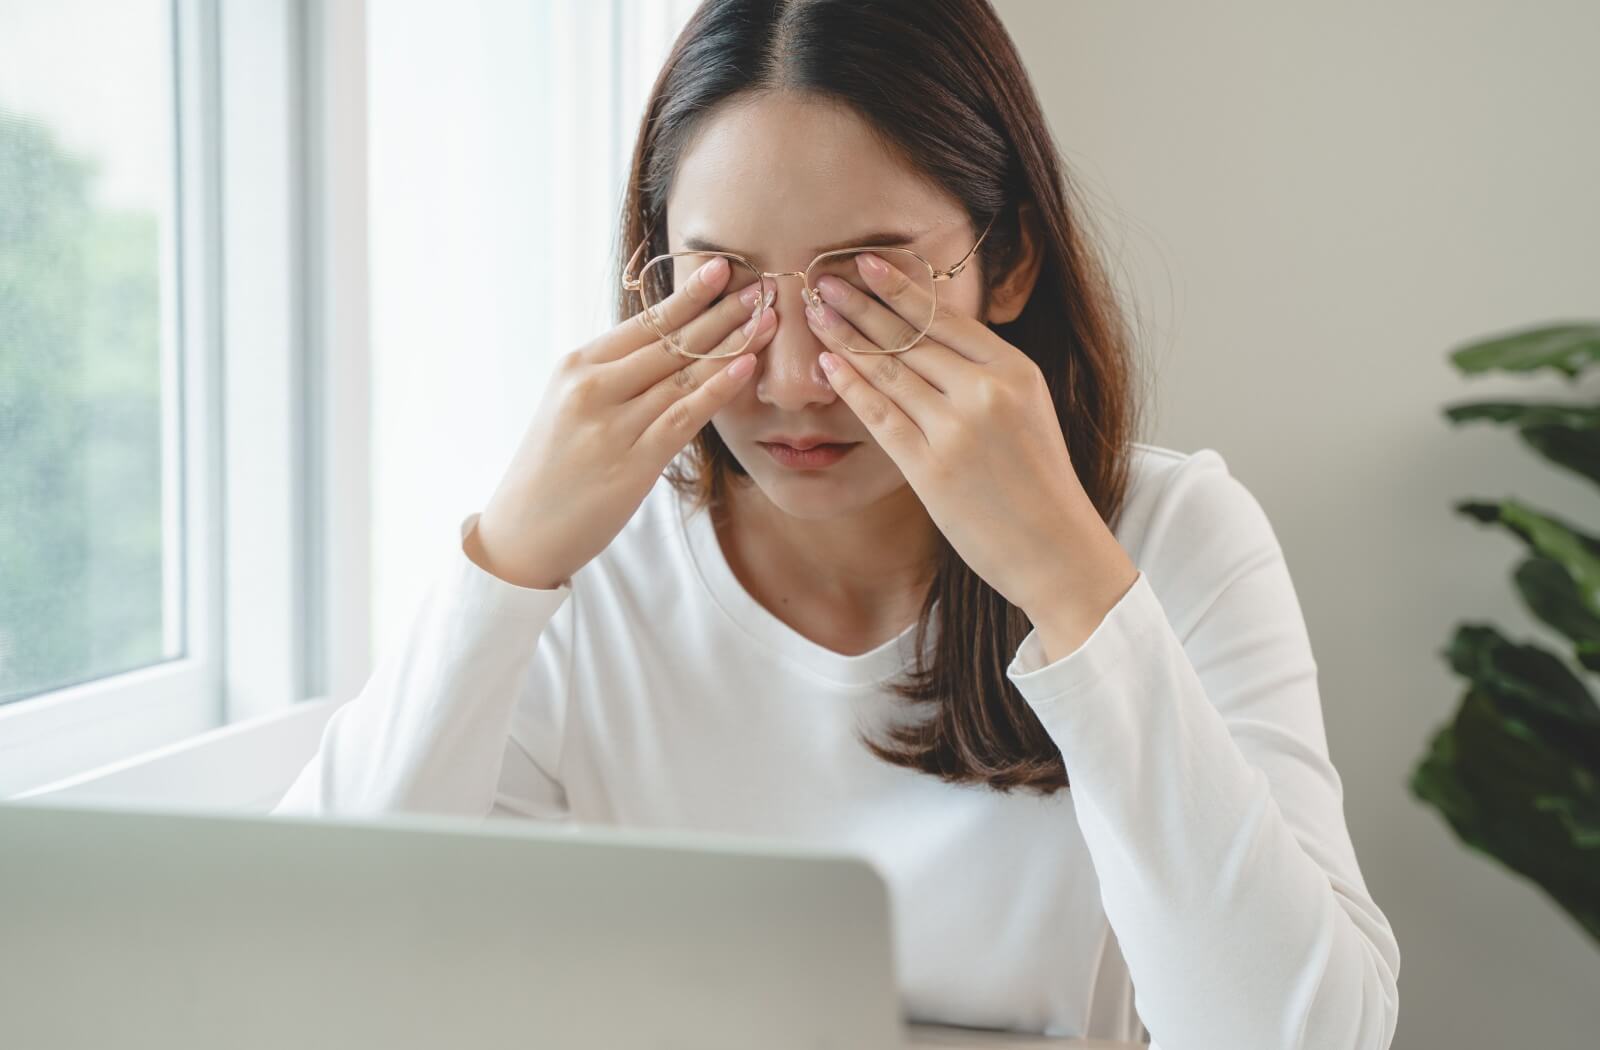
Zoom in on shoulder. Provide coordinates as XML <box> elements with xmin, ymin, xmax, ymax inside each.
<box><xmin>1117</xmin><ymin>442</ymin><xmax>1286</xmax><ymax>633</ymax></box>
<box><xmin>1118</xmin><ymin>442</ymin><xmax>1274</xmax><ymax>550</ymax></box>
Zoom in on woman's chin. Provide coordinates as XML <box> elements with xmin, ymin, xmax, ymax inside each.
<box><xmin>748</xmin><ymin>465</ymin><xmax>909</xmax><ymax>522</ymax></box>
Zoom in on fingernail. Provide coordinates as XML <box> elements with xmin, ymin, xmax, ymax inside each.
<box><xmin>817</xmin><ymin>276</ymin><xmax>848</xmax><ymax>305</ymax></box>
<box><xmin>742</xmin><ymin>308</ymin><xmax>772</xmax><ymax>335</ymax></box>
<box><xmin>739</xmin><ymin>281</ymin><xmax>763</xmax><ymax>307</ymax></box>
<box><xmin>819</xmin><ymin>352</ymin><xmax>838</xmax><ymax>374</ymax></box>
<box><xmin>728</xmin><ymin>354</ymin><xmax>756</xmax><ymax>378</ymax></box>
<box><xmin>698</xmin><ymin>256</ymin><xmax>729</xmax><ymax>283</ymax></box>
<box><xmin>859</xmin><ymin>253</ymin><xmax>889</xmax><ymax>277</ymax></box>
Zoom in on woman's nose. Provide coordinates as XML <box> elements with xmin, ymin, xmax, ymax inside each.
<box><xmin>752</xmin><ymin>277</ymin><xmax>838</xmax><ymax>410</ymax></box>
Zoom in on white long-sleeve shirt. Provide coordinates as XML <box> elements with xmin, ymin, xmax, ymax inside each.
<box><xmin>273</xmin><ymin>441</ymin><xmax>1400</xmax><ymax>1049</ymax></box>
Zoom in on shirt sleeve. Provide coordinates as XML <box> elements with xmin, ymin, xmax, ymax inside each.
<box><xmin>1004</xmin><ymin>450</ymin><xmax>1401</xmax><ymax>1050</ymax></box>
<box><xmin>271</xmin><ymin>511</ymin><xmax>576</xmax><ymax>821</ymax></box>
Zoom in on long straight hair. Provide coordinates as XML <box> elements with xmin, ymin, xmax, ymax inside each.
<box><xmin>614</xmin><ymin>0</ymin><xmax>1146</xmax><ymax>794</ymax></box>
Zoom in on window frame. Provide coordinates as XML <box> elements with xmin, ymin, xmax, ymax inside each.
<box><xmin>0</xmin><ymin>0</ymin><xmax>223</xmax><ymax>794</ymax></box>
<box><xmin>2</xmin><ymin>0</ymin><xmax>371</xmax><ymax>798</ymax></box>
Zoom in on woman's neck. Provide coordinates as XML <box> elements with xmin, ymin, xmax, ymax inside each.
<box><xmin>717</xmin><ymin>480</ymin><xmax>941</xmax><ymax>650</ymax></box>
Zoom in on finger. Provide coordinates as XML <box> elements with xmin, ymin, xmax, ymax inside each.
<box><xmin>807</xmin><ymin>301</ymin><xmax>945</xmax><ymax>432</ymax></box>
<box><xmin>634</xmin><ymin>316</ymin><xmax>771</xmax><ymax>463</ymax></box>
<box><xmin>590</xmin><ymin>255</ymin><xmax>737</xmax><ymax>363</ymax></box>
<box><xmin>811</xmin><ymin>273</ymin><xmax>969</xmax><ymax>394</ymax></box>
<box><xmin>622</xmin><ymin>306</ymin><xmax>775</xmax><ymax>438</ymax></box>
<box><xmin>855</xmin><ymin>251</ymin><xmax>997</xmax><ymax>364</ymax></box>
<box><xmin>816</xmin><ymin>344</ymin><xmax>929</xmax><ymax>469</ymax></box>
<box><xmin>651</xmin><ymin>275</ymin><xmax>771</xmax><ymax>361</ymax></box>
<box><xmin>605</xmin><ymin>278</ymin><xmax>770</xmax><ymax>400</ymax></box>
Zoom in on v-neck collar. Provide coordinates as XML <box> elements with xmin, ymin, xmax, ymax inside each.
<box><xmin>673</xmin><ymin>485</ymin><xmax>930</xmax><ymax>689</ymax></box>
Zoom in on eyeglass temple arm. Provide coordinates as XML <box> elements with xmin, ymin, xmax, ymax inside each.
<box><xmin>933</xmin><ymin>213</ymin><xmax>998</xmax><ymax>282</ymax></box>
<box><xmin>622</xmin><ymin>236</ymin><xmax>651</xmax><ymax>289</ymax></box>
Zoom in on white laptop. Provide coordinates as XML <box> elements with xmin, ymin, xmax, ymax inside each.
<box><xmin>0</xmin><ymin>799</ymin><xmax>1090</xmax><ymax>1050</ymax></box>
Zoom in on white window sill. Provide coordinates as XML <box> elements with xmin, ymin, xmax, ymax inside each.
<box><xmin>6</xmin><ymin>698</ymin><xmax>337</xmax><ymax>813</ymax></box>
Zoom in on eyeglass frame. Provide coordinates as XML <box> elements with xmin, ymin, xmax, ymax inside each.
<box><xmin>622</xmin><ymin>211</ymin><xmax>998</xmax><ymax>358</ymax></box>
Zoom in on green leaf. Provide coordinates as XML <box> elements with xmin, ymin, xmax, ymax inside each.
<box><xmin>1454</xmin><ymin>498</ymin><xmax>1600</xmax><ymax>611</ymax></box>
<box><xmin>1441</xmin><ymin>622</ymin><xmax>1600</xmax><ymax>775</ymax></box>
<box><xmin>1440</xmin><ymin>400</ymin><xmax>1600</xmax><ymax>489</ymax></box>
<box><xmin>1411</xmin><ymin>688</ymin><xmax>1600</xmax><ymax>946</ymax></box>
<box><xmin>1514</xmin><ymin>556</ymin><xmax>1600</xmax><ymax>657</ymax></box>
<box><xmin>1535</xmin><ymin>794</ymin><xmax>1600</xmax><ymax>848</ymax></box>
<box><xmin>1448</xmin><ymin>322</ymin><xmax>1600</xmax><ymax>380</ymax></box>
<box><xmin>1443</xmin><ymin>401</ymin><xmax>1600</xmax><ymax>429</ymax></box>
<box><xmin>1443</xmin><ymin>623</ymin><xmax>1600</xmax><ymax>729</ymax></box>
<box><xmin>1523</xmin><ymin>424</ymin><xmax>1600</xmax><ymax>493</ymax></box>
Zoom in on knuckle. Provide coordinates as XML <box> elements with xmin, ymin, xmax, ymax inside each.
<box><xmin>567</xmin><ymin>373</ymin><xmax>605</xmax><ymax>407</ymax></box>
<box><xmin>883</xmin><ymin>418</ymin><xmax>917</xmax><ymax>449</ymax></box>
<box><xmin>861</xmin><ymin>397</ymin><xmax>894</xmax><ymax>431</ymax></box>
<box><xmin>719</xmin><ymin>322</ymin><xmax>752</xmax><ymax>354</ymax></box>
<box><xmin>672</xmin><ymin>364</ymin><xmax>698</xmax><ymax>392</ymax></box>
<box><xmin>665</xmin><ymin>396</ymin><xmax>694</xmax><ymax>433</ymax></box>
<box><xmin>872</xmin><ymin>354</ymin><xmax>905</xmax><ymax>386</ymax></box>
<box><xmin>686</xmin><ymin>273</ymin><xmax>716</xmax><ymax>307</ymax></box>
<box><xmin>972</xmin><ymin>376</ymin><xmax>1005</xmax><ymax>410</ymax></box>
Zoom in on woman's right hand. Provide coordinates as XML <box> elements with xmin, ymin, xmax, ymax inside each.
<box><xmin>466</xmin><ymin>256</ymin><xmax>776</xmax><ymax>590</ymax></box>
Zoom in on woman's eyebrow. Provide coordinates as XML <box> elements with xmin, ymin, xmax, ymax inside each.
<box><xmin>680</xmin><ymin>229</ymin><xmax>920</xmax><ymax>258</ymax></box>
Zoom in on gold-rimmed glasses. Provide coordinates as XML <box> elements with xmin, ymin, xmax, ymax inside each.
<box><xmin>622</xmin><ymin>213</ymin><xmax>997</xmax><ymax>359</ymax></box>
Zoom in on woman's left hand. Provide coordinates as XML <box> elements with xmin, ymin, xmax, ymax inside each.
<box><xmin>807</xmin><ymin>253</ymin><xmax>1138</xmax><ymax>628</ymax></box>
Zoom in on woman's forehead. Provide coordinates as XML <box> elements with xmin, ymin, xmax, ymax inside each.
<box><xmin>665</xmin><ymin>94</ymin><xmax>964</xmax><ymax>262</ymax></box>
<box><xmin>670</xmin><ymin>94</ymin><xmax>943</xmax><ymax>210</ymax></box>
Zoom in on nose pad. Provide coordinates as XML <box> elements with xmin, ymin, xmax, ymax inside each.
<box><xmin>756</xmin><ymin>274</ymin><xmax>823</xmax><ymax>314</ymax></box>
<box><xmin>754</xmin><ymin>276</ymin><xmax>838</xmax><ymax>403</ymax></box>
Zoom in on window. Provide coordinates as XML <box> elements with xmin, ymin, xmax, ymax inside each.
<box><xmin>0</xmin><ymin>0</ymin><xmax>220</xmax><ymax>793</ymax></box>
<box><xmin>2</xmin><ymin>0</ymin><xmax>694</xmax><ymax>801</ymax></box>
<box><xmin>1</xmin><ymin>1</ymin><xmax>182</xmax><ymax>704</ymax></box>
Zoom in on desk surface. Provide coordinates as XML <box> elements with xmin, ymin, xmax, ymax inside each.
<box><xmin>906</xmin><ymin>1023</ymin><xmax>1140</xmax><ymax>1048</ymax></box>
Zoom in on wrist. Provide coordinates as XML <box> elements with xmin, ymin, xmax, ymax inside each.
<box><xmin>465</xmin><ymin>517</ymin><xmax>568</xmax><ymax>591</ymax></box>
<box><xmin>1020</xmin><ymin>509</ymin><xmax>1139</xmax><ymax>663</ymax></box>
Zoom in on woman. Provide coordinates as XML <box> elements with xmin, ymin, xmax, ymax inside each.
<box><xmin>275</xmin><ymin>1</ymin><xmax>1401</xmax><ymax>1046</ymax></box>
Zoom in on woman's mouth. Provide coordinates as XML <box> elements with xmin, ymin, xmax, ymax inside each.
<box><xmin>758</xmin><ymin>441</ymin><xmax>859</xmax><ymax>469</ymax></box>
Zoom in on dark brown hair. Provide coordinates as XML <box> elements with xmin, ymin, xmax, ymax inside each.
<box><xmin>614</xmin><ymin>0</ymin><xmax>1145</xmax><ymax>795</ymax></box>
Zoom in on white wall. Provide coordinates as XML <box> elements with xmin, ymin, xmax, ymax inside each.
<box><xmin>988</xmin><ymin>1</ymin><xmax>1600</xmax><ymax>1046</ymax></box>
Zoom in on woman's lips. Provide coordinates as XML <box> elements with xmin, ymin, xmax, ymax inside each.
<box><xmin>759</xmin><ymin>441</ymin><xmax>858</xmax><ymax>469</ymax></box>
